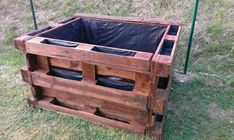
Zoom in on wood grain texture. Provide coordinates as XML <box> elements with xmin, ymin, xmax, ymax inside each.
<box><xmin>37</xmin><ymin>97</ymin><xmax>146</xmax><ymax>134</ymax></box>
<box><xmin>15</xmin><ymin>14</ymin><xmax>182</xmax><ymax>139</ymax></box>
<box><xmin>43</xmin><ymin>88</ymin><xmax>147</xmax><ymax>125</ymax></box>
<box><xmin>50</xmin><ymin>58</ymin><xmax>136</xmax><ymax>80</ymax></box>
<box><xmin>25</xmin><ymin>37</ymin><xmax>152</xmax><ymax>74</ymax></box>
<box><xmin>81</xmin><ymin>63</ymin><xmax>96</xmax><ymax>83</ymax></box>
<box><xmin>28</xmin><ymin>70</ymin><xmax>148</xmax><ymax>111</ymax></box>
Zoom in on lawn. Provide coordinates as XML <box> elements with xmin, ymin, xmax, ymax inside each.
<box><xmin>0</xmin><ymin>0</ymin><xmax>233</xmax><ymax>140</ymax></box>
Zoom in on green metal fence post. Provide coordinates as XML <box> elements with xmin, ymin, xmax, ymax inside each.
<box><xmin>184</xmin><ymin>0</ymin><xmax>199</xmax><ymax>74</ymax></box>
<box><xmin>29</xmin><ymin>0</ymin><xmax>38</xmax><ymax>30</ymax></box>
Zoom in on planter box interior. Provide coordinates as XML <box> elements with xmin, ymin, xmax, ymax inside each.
<box><xmin>39</xmin><ymin>18</ymin><xmax>167</xmax><ymax>53</ymax></box>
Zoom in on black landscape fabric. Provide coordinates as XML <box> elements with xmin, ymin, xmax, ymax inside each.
<box><xmin>40</xmin><ymin>18</ymin><xmax>167</xmax><ymax>53</ymax></box>
<box><xmin>50</xmin><ymin>68</ymin><xmax>134</xmax><ymax>91</ymax></box>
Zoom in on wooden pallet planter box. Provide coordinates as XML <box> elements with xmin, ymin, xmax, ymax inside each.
<box><xmin>15</xmin><ymin>14</ymin><xmax>182</xmax><ymax>139</ymax></box>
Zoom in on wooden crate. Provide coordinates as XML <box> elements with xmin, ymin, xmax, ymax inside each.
<box><xmin>14</xmin><ymin>13</ymin><xmax>182</xmax><ymax>139</ymax></box>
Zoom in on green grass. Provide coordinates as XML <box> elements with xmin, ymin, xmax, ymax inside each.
<box><xmin>0</xmin><ymin>0</ymin><xmax>233</xmax><ymax>140</ymax></box>
<box><xmin>3</xmin><ymin>25</ymin><xmax>17</xmax><ymax>45</ymax></box>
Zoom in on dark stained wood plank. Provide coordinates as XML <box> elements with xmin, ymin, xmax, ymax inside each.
<box><xmin>14</xmin><ymin>14</ymin><xmax>182</xmax><ymax>139</ymax></box>
<box><xmin>134</xmin><ymin>73</ymin><xmax>151</xmax><ymax>95</ymax></box>
<box><xmin>154</xmin><ymin>25</ymin><xmax>182</xmax><ymax>77</ymax></box>
<box><xmin>50</xmin><ymin>58</ymin><xmax>82</xmax><ymax>70</ymax></box>
<box><xmin>81</xmin><ymin>63</ymin><xmax>96</xmax><ymax>83</ymax></box>
<box><xmin>43</xmin><ymin>88</ymin><xmax>147</xmax><ymax>125</ymax></box>
<box><xmin>37</xmin><ymin>55</ymin><xmax>49</xmax><ymax>71</ymax></box>
<box><xmin>50</xmin><ymin>58</ymin><xmax>136</xmax><ymax>80</ymax></box>
<box><xmin>29</xmin><ymin>70</ymin><xmax>148</xmax><ymax>111</ymax></box>
<box><xmin>25</xmin><ymin>37</ymin><xmax>152</xmax><ymax>74</ymax></box>
<box><xmin>37</xmin><ymin>97</ymin><xmax>146</xmax><ymax>133</ymax></box>
<box><xmin>14</xmin><ymin>35</ymin><xmax>31</xmax><ymax>53</ymax></box>
<box><xmin>21</xmin><ymin>67</ymin><xmax>32</xmax><ymax>84</ymax></box>
<box><xmin>153</xmin><ymin>89</ymin><xmax>168</xmax><ymax>114</ymax></box>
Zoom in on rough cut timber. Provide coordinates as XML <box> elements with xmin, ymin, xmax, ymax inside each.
<box><xmin>14</xmin><ymin>13</ymin><xmax>182</xmax><ymax>140</ymax></box>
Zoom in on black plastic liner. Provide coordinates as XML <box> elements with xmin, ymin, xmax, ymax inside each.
<box><xmin>168</xmin><ymin>25</ymin><xmax>179</xmax><ymax>35</ymax></box>
<box><xmin>40</xmin><ymin>18</ymin><xmax>167</xmax><ymax>53</ymax></box>
<box><xmin>160</xmin><ymin>40</ymin><xmax>174</xmax><ymax>56</ymax></box>
<box><xmin>28</xmin><ymin>26</ymin><xmax>52</xmax><ymax>36</ymax></box>
<box><xmin>42</xmin><ymin>39</ymin><xmax>79</xmax><ymax>48</ymax></box>
<box><xmin>49</xmin><ymin>68</ymin><xmax>134</xmax><ymax>91</ymax></box>
<box><xmin>155</xmin><ymin>114</ymin><xmax>164</xmax><ymax>122</ymax></box>
<box><xmin>49</xmin><ymin>68</ymin><xmax>83</xmax><ymax>81</ymax></box>
<box><xmin>157</xmin><ymin>77</ymin><xmax>169</xmax><ymax>89</ymax></box>
<box><xmin>96</xmin><ymin>75</ymin><xmax>134</xmax><ymax>91</ymax></box>
<box><xmin>91</xmin><ymin>46</ymin><xmax>136</xmax><ymax>56</ymax></box>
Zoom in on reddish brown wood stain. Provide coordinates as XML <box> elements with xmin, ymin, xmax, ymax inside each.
<box><xmin>14</xmin><ymin>14</ymin><xmax>182</xmax><ymax>139</ymax></box>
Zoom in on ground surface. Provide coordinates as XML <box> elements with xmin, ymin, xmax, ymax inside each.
<box><xmin>0</xmin><ymin>0</ymin><xmax>233</xmax><ymax>140</ymax></box>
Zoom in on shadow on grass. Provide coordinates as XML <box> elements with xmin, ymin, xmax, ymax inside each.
<box><xmin>164</xmin><ymin>78</ymin><xmax>234</xmax><ymax>140</ymax></box>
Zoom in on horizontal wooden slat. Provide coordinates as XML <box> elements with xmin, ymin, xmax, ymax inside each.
<box><xmin>43</xmin><ymin>88</ymin><xmax>147</xmax><ymax>125</ymax></box>
<box><xmin>37</xmin><ymin>97</ymin><xmax>145</xmax><ymax>133</ymax></box>
<box><xmin>28</xmin><ymin>70</ymin><xmax>148</xmax><ymax>111</ymax></box>
<box><xmin>49</xmin><ymin>58</ymin><xmax>136</xmax><ymax>80</ymax></box>
<box><xmin>14</xmin><ymin>18</ymin><xmax>81</xmax><ymax>53</ymax></box>
<box><xmin>50</xmin><ymin>58</ymin><xmax>82</xmax><ymax>71</ymax></box>
<box><xmin>74</xmin><ymin>13</ymin><xmax>182</xmax><ymax>25</ymax></box>
<box><xmin>97</xmin><ymin>65</ymin><xmax>136</xmax><ymax>80</ymax></box>
<box><xmin>14</xmin><ymin>35</ymin><xmax>32</xmax><ymax>52</ymax></box>
<box><xmin>25</xmin><ymin>37</ymin><xmax>152</xmax><ymax>74</ymax></box>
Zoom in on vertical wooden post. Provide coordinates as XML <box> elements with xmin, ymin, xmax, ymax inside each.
<box><xmin>25</xmin><ymin>54</ymin><xmax>49</xmax><ymax>105</ymax></box>
<box><xmin>134</xmin><ymin>73</ymin><xmax>151</xmax><ymax>95</ymax></box>
<box><xmin>81</xmin><ymin>63</ymin><xmax>96</xmax><ymax>83</ymax></box>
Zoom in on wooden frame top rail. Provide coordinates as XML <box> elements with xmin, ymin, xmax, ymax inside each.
<box><xmin>155</xmin><ymin>25</ymin><xmax>182</xmax><ymax>64</ymax></box>
<box><xmin>25</xmin><ymin>37</ymin><xmax>153</xmax><ymax>73</ymax></box>
<box><xmin>14</xmin><ymin>18</ymin><xmax>81</xmax><ymax>53</ymax></box>
<box><xmin>74</xmin><ymin>13</ymin><xmax>182</xmax><ymax>25</ymax></box>
<box><xmin>154</xmin><ymin>25</ymin><xmax>182</xmax><ymax>77</ymax></box>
